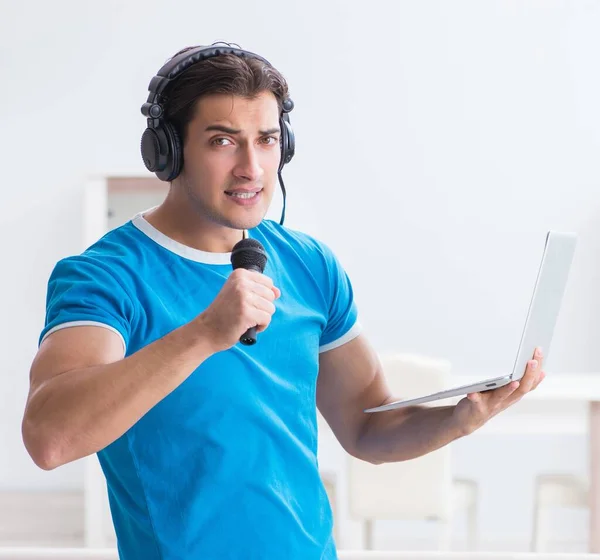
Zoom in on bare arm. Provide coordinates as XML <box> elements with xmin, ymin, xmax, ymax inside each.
<box><xmin>23</xmin><ymin>269</ymin><xmax>280</xmax><ymax>471</ymax></box>
<box><xmin>317</xmin><ymin>334</ymin><xmax>463</xmax><ymax>464</ymax></box>
<box><xmin>23</xmin><ymin>319</ymin><xmax>215</xmax><ymax>470</ymax></box>
<box><xmin>317</xmin><ymin>334</ymin><xmax>545</xmax><ymax>465</ymax></box>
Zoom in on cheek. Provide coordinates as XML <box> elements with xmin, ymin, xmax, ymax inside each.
<box><xmin>185</xmin><ymin>148</ymin><xmax>230</xmax><ymax>179</ymax></box>
<box><xmin>260</xmin><ymin>149</ymin><xmax>282</xmax><ymax>174</ymax></box>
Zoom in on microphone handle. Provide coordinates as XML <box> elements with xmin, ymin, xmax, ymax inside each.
<box><xmin>240</xmin><ymin>326</ymin><xmax>257</xmax><ymax>346</ymax></box>
<box><xmin>239</xmin><ymin>263</ymin><xmax>263</xmax><ymax>346</ymax></box>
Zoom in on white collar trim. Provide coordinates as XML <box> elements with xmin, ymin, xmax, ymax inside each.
<box><xmin>131</xmin><ymin>211</ymin><xmax>234</xmax><ymax>265</ymax></box>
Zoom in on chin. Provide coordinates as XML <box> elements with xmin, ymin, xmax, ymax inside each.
<box><xmin>222</xmin><ymin>209</ymin><xmax>268</xmax><ymax>231</ymax></box>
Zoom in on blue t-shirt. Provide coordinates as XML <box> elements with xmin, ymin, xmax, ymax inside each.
<box><xmin>39</xmin><ymin>212</ymin><xmax>361</xmax><ymax>560</ymax></box>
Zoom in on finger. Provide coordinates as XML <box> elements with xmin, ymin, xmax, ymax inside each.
<box><xmin>250</xmin><ymin>294</ymin><xmax>276</xmax><ymax>315</ymax></box>
<box><xmin>248</xmin><ymin>282</ymin><xmax>278</xmax><ymax>302</ymax></box>
<box><xmin>247</xmin><ymin>270</ymin><xmax>275</xmax><ymax>288</ymax></box>
<box><xmin>474</xmin><ymin>382</ymin><xmax>519</xmax><ymax>410</ymax></box>
<box><xmin>467</xmin><ymin>390</ymin><xmax>494</xmax><ymax>404</ymax></box>
<box><xmin>517</xmin><ymin>360</ymin><xmax>539</xmax><ymax>393</ymax></box>
<box><xmin>531</xmin><ymin>347</ymin><xmax>544</xmax><ymax>370</ymax></box>
<box><xmin>467</xmin><ymin>392</ymin><xmax>482</xmax><ymax>403</ymax></box>
<box><xmin>254</xmin><ymin>310</ymin><xmax>273</xmax><ymax>333</ymax></box>
<box><xmin>536</xmin><ymin>348</ymin><xmax>544</xmax><ymax>371</ymax></box>
<box><xmin>531</xmin><ymin>370</ymin><xmax>546</xmax><ymax>391</ymax></box>
<box><xmin>248</xmin><ymin>273</ymin><xmax>280</xmax><ymax>299</ymax></box>
<box><xmin>491</xmin><ymin>381</ymin><xmax>521</xmax><ymax>401</ymax></box>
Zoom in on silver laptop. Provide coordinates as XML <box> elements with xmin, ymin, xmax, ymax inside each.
<box><xmin>365</xmin><ymin>231</ymin><xmax>578</xmax><ymax>413</ymax></box>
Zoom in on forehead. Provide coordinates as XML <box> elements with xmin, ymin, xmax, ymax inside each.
<box><xmin>192</xmin><ymin>91</ymin><xmax>280</xmax><ymax>125</ymax></box>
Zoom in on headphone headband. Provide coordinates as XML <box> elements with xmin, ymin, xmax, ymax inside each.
<box><xmin>143</xmin><ymin>45</ymin><xmax>274</xmax><ymax>108</ymax></box>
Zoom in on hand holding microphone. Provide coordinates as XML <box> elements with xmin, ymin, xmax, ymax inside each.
<box><xmin>230</xmin><ymin>238</ymin><xmax>270</xmax><ymax>345</ymax></box>
<box><xmin>196</xmin><ymin>238</ymin><xmax>280</xmax><ymax>352</ymax></box>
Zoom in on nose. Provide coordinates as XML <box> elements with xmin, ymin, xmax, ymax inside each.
<box><xmin>233</xmin><ymin>144</ymin><xmax>262</xmax><ymax>182</ymax></box>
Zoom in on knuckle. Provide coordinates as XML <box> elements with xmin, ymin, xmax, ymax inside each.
<box><xmin>231</xmin><ymin>274</ymin><xmax>246</xmax><ymax>288</ymax></box>
<box><xmin>241</xmin><ymin>300</ymin><xmax>254</xmax><ymax>316</ymax></box>
<box><xmin>264</xmin><ymin>289</ymin><xmax>276</xmax><ymax>301</ymax></box>
<box><xmin>234</xmin><ymin>284</ymin><xmax>247</xmax><ymax>299</ymax></box>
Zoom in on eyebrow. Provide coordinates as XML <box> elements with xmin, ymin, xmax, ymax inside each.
<box><xmin>204</xmin><ymin>125</ymin><xmax>281</xmax><ymax>136</ymax></box>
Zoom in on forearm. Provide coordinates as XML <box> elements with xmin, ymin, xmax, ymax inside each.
<box><xmin>23</xmin><ymin>318</ymin><xmax>216</xmax><ymax>469</ymax></box>
<box><xmin>356</xmin><ymin>404</ymin><xmax>465</xmax><ymax>464</ymax></box>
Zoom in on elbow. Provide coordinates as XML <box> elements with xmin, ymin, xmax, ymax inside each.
<box><xmin>345</xmin><ymin>436</ymin><xmax>385</xmax><ymax>466</ymax></box>
<box><xmin>24</xmin><ymin>442</ymin><xmax>63</xmax><ymax>471</ymax></box>
<box><xmin>21</xmin><ymin>417</ymin><xmax>67</xmax><ymax>471</ymax></box>
<box><xmin>364</xmin><ymin>455</ymin><xmax>385</xmax><ymax>466</ymax></box>
<box><xmin>349</xmin><ymin>446</ymin><xmax>385</xmax><ymax>466</ymax></box>
<box><xmin>345</xmin><ymin>418</ymin><xmax>385</xmax><ymax>465</ymax></box>
<box><xmin>32</xmin><ymin>454</ymin><xmax>61</xmax><ymax>472</ymax></box>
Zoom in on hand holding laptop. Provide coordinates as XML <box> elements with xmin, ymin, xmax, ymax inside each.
<box><xmin>450</xmin><ymin>347</ymin><xmax>546</xmax><ymax>436</ymax></box>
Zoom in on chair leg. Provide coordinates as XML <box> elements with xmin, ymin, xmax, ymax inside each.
<box><xmin>84</xmin><ymin>456</ymin><xmax>107</xmax><ymax>547</ymax></box>
<box><xmin>531</xmin><ymin>485</ymin><xmax>542</xmax><ymax>552</ymax></box>
<box><xmin>453</xmin><ymin>478</ymin><xmax>478</xmax><ymax>551</ymax></box>
<box><xmin>364</xmin><ymin>519</ymin><xmax>374</xmax><ymax>550</ymax></box>
<box><xmin>438</xmin><ymin>521</ymin><xmax>452</xmax><ymax>550</ymax></box>
<box><xmin>467</xmin><ymin>499</ymin><xmax>478</xmax><ymax>550</ymax></box>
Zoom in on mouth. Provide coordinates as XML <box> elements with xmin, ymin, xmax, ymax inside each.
<box><xmin>224</xmin><ymin>188</ymin><xmax>263</xmax><ymax>205</ymax></box>
<box><xmin>225</xmin><ymin>191</ymin><xmax>260</xmax><ymax>199</ymax></box>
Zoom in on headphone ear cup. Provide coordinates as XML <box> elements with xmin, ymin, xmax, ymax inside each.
<box><xmin>140</xmin><ymin>123</ymin><xmax>183</xmax><ymax>182</ymax></box>
<box><xmin>162</xmin><ymin>123</ymin><xmax>183</xmax><ymax>182</ymax></box>
<box><xmin>279</xmin><ymin>114</ymin><xmax>295</xmax><ymax>172</ymax></box>
<box><xmin>141</xmin><ymin>126</ymin><xmax>169</xmax><ymax>176</ymax></box>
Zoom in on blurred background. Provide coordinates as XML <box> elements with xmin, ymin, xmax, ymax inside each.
<box><xmin>1</xmin><ymin>0</ymin><xmax>599</xmax><ymax>554</ymax></box>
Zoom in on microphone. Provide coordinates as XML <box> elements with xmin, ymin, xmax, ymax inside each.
<box><xmin>230</xmin><ymin>237</ymin><xmax>268</xmax><ymax>346</ymax></box>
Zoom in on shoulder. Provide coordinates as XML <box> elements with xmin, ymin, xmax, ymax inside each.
<box><xmin>83</xmin><ymin>221</ymin><xmax>145</xmax><ymax>263</ymax></box>
<box><xmin>49</xmin><ymin>222</ymin><xmax>143</xmax><ymax>291</ymax></box>
<box><xmin>255</xmin><ymin>220</ymin><xmax>338</xmax><ymax>266</ymax></box>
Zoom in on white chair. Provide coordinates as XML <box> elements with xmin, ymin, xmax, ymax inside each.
<box><xmin>347</xmin><ymin>354</ymin><xmax>478</xmax><ymax>551</ymax></box>
<box><xmin>84</xmin><ymin>456</ymin><xmax>117</xmax><ymax>548</ymax></box>
<box><xmin>0</xmin><ymin>550</ymin><xmax>118</xmax><ymax>559</ymax></box>
<box><xmin>338</xmin><ymin>552</ymin><xmax>600</xmax><ymax>559</ymax></box>
<box><xmin>321</xmin><ymin>470</ymin><xmax>340</xmax><ymax>543</ymax></box>
<box><xmin>531</xmin><ymin>473</ymin><xmax>589</xmax><ymax>552</ymax></box>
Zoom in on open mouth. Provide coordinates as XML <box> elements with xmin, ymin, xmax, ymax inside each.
<box><xmin>225</xmin><ymin>188</ymin><xmax>263</xmax><ymax>200</ymax></box>
<box><xmin>224</xmin><ymin>188</ymin><xmax>264</xmax><ymax>207</ymax></box>
<box><xmin>225</xmin><ymin>191</ymin><xmax>260</xmax><ymax>199</ymax></box>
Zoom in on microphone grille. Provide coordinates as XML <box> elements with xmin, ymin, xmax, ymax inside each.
<box><xmin>230</xmin><ymin>238</ymin><xmax>267</xmax><ymax>272</ymax></box>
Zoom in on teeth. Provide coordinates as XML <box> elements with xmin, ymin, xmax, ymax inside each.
<box><xmin>229</xmin><ymin>192</ymin><xmax>258</xmax><ymax>199</ymax></box>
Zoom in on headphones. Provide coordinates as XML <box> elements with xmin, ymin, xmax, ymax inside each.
<box><xmin>140</xmin><ymin>43</ymin><xmax>295</xmax><ymax>224</ymax></box>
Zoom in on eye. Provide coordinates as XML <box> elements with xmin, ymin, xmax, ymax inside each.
<box><xmin>211</xmin><ymin>137</ymin><xmax>233</xmax><ymax>147</ymax></box>
<box><xmin>260</xmin><ymin>136</ymin><xmax>278</xmax><ymax>146</ymax></box>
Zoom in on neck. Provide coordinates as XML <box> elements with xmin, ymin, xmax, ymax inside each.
<box><xmin>143</xmin><ymin>190</ymin><xmax>244</xmax><ymax>254</ymax></box>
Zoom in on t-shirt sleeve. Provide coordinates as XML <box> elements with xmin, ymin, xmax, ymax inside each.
<box><xmin>318</xmin><ymin>242</ymin><xmax>362</xmax><ymax>353</ymax></box>
<box><xmin>39</xmin><ymin>256</ymin><xmax>134</xmax><ymax>353</ymax></box>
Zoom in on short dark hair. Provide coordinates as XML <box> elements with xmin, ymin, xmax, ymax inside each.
<box><xmin>162</xmin><ymin>46</ymin><xmax>290</xmax><ymax>142</ymax></box>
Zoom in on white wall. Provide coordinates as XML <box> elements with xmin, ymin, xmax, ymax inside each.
<box><xmin>1</xmin><ymin>0</ymin><xmax>599</xmax><ymax>549</ymax></box>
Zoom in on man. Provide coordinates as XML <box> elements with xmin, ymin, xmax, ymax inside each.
<box><xmin>21</xmin><ymin>44</ymin><xmax>544</xmax><ymax>559</ymax></box>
